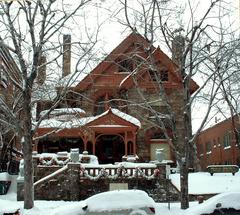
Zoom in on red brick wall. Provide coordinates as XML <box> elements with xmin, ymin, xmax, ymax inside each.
<box><xmin>196</xmin><ymin>116</ymin><xmax>240</xmax><ymax>170</ymax></box>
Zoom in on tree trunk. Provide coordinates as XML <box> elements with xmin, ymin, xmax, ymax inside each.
<box><xmin>180</xmin><ymin>162</ymin><xmax>189</xmax><ymax>209</ymax></box>
<box><xmin>22</xmin><ymin>87</ymin><xmax>34</xmax><ymax>209</ymax></box>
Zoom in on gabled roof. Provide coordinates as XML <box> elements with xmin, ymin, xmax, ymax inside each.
<box><xmin>87</xmin><ymin>108</ymin><xmax>141</xmax><ymax>128</ymax></box>
<box><xmin>119</xmin><ymin>46</ymin><xmax>199</xmax><ymax>93</ymax></box>
<box><xmin>72</xmin><ymin>32</ymin><xmax>198</xmax><ymax>93</ymax></box>
<box><xmin>74</xmin><ymin>32</ymin><xmax>152</xmax><ymax>90</ymax></box>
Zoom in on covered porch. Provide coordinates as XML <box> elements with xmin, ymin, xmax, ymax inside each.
<box><xmin>35</xmin><ymin>108</ymin><xmax>140</xmax><ymax>164</ymax></box>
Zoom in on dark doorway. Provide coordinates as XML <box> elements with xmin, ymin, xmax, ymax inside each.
<box><xmin>96</xmin><ymin>135</ymin><xmax>125</xmax><ymax>164</ymax></box>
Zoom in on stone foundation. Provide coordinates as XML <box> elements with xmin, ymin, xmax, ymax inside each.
<box><xmin>17</xmin><ymin>163</ymin><xmax>180</xmax><ymax>202</ymax></box>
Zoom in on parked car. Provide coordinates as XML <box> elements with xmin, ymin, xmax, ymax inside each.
<box><xmin>186</xmin><ymin>192</ymin><xmax>240</xmax><ymax>215</ymax></box>
<box><xmin>51</xmin><ymin>189</ymin><xmax>156</xmax><ymax>215</ymax></box>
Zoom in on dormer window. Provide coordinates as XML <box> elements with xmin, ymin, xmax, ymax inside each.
<box><xmin>149</xmin><ymin>70</ymin><xmax>158</xmax><ymax>81</ymax></box>
<box><xmin>118</xmin><ymin>59</ymin><xmax>133</xmax><ymax>73</ymax></box>
<box><xmin>149</xmin><ymin>68</ymin><xmax>168</xmax><ymax>82</ymax></box>
<box><xmin>160</xmin><ymin>69</ymin><xmax>168</xmax><ymax>81</ymax></box>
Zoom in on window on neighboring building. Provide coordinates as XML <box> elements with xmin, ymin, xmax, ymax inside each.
<box><xmin>118</xmin><ymin>59</ymin><xmax>133</xmax><ymax>73</ymax></box>
<box><xmin>223</xmin><ymin>132</ymin><xmax>231</xmax><ymax>148</ymax></box>
<box><xmin>198</xmin><ymin>144</ymin><xmax>204</xmax><ymax>155</ymax></box>
<box><xmin>213</xmin><ymin>139</ymin><xmax>217</xmax><ymax>148</ymax></box>
<box><xmin>206</xmin><ymin>141</ymin><xmax>211</xmax><ymax>153</ymax></box>
<box><xmin>224</xmin><ymin>160</ymin><xmax>232</xmax><ymax>165</ymax></box>
<box><xmin>217</xmin><ymin>137</ymin><xmax>221</xmax><ymax>147</ymax></box>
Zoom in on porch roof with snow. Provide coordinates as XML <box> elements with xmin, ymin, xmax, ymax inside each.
<box><xmin>36</xmin><ymin>108</ymin><xmax>140</xmax><ymax>137</ymax></box>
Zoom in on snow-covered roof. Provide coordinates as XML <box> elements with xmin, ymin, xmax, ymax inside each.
<box><xmin>38</xmin><ymin>108</ymin><xmax>141</xmax><ymax>129</ymax></box>
<box><xmin>111</xmin><ymin>108</ymin><xmax>141</xmax><ymax>128</ymax></box>
<box><xmin>58</xmin><ymin>71</ymin><xmax>89</xmax><ymax>88</ymax></box>
<box><xmin>38</xmin><ymin>116</ymin><xmax>96</xmax><ymax>129</ymax></box>
<box><xmin>40</xmin><ymin>108</ymin><xmax>86</xmax><ymax>117</ymax></box>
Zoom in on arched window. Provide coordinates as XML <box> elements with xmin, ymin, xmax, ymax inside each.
<box><xmin>94</xmin><ymin>94</ymin><xmax>119</xmax><ymax>115</ymax></box>
<box><xmin>151</xmin><ymin>131</ymin><xmax>166</xmax><ymax>140</ymax></box>
<box><xmin>147</xmin><ymin>127</ymin><xmax>168</xmax><ymax>141</ymax></box>
<box><xmin>95</xmin><ymin>95</ymin><xmax>105</xmax><ymax>115</ymax></box>
<box><xmin>108</xmin><ymin>96</ymin><xmax>118</xmax><ymax>109</ymax></box>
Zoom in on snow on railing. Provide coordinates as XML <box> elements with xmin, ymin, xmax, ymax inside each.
<box><xmin>80</xmin><ymin>166</ymin><xmax>160</xmax><ymax>181</ymax></box>
<box><xmin>34</xmin><ymin>165</ymin><xmax>68</xmax><ymax>187</ymax></box>
<box><xmin>32</xmin><ymin>152</ymin><xmax>98</xmax><ymax>166</ymax></box>
<box><xmin>33</xmin><ymin>163</ymin><xmax>163</xmax><ymax>191</ymax></box>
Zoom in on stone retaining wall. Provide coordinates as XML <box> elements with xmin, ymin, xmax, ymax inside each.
<box><xmin>17</xmin><ymin>163</ymin><xmax>180</xmax><ymax>202</ymax></box>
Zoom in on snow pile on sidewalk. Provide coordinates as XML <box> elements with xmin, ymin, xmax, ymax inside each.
<box><xmin>170</xmin><ymin>171</ymin><xmax>240</xmax><ymax>194</ymax></box>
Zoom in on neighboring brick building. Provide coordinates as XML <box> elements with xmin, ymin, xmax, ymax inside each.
<box><xmin>0</xmin><ymin>39</ymin><xmax>22</xmax><ymax>162</ymax></box>
<box><xmin>35</xmin><ymin>32</ymin><xmax>198</xmax><ymax>164</ymax></box>
<box><xmin>196</xmin><ymin>115</ymin><xmax>240</xmax><ymax>170</ymax></box>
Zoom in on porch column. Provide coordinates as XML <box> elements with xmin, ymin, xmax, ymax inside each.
<box><xmin>83</xmin><ymin>136</ymin><xmax>88</xmax><ymax>151</ymax></box>
<box><xmin>124</xmin><ymin>131</ymin><xmax>128</xmax><ymax>155</ymax></box>
<box><xmin>133</xmin><ymin>131</ymin><xmax>136</xmax><ymax>155</ymax></box>
<box><xmin>33</xmin><ymin>139</ymin><xmax>38</xmax><ymax>152</ymax></box>
<box><xmin>92</xmin><ymin>133</ymin><xmax>96</xmax><ymax>155</ymax></box>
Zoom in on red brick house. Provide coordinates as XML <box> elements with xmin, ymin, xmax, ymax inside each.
<box><xmin>196</xmin><ymin>115</ymin><xmax>240</xmax><ymax>170</ymax></box>
<box><xmin>35</xmin><ymin>32</ymin><xmax>198</xmax><ymax>164</ymax></box>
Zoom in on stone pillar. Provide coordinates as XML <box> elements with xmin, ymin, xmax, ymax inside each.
<box><xmin>156</xmin><ymin>163</ymin><xmax>166</xmax><ymax>179</ymax></box>
<box><xmin>17</xmin><ymin>159</ymin><xmax>24</xmax><ymax>201</ymax></box>
<box><xmin>17</xmin><ymin>180</ymin><xmax>24</xmax><ymax>201</ymax></box>
<box><xmin>68</xmin><ymin>163</ymin><xmax>80</xmax><ymax>201</ymax></box>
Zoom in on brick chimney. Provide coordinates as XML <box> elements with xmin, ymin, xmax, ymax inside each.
<box><xmin>172</xmin><ymin>34</ymin><xmax>185</xmax><ymax>67</ymax></box>
<box><xmin>37</xmin><ymin>55</ymin><xmax>46</xmax><ymax>85</ymax></box>
<box><xmin>62</xmin><ymin>34</ymin><xmax>71</xmax><ymax>77</ymax></box>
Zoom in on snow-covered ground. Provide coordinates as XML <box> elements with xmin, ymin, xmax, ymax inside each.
<box><xmin>170</xmin><ymin>171</ymin><xmax>240</xmax><ymax>195</ymax></box>
<box><xmin>0</xmin><ymin>171</ymin><xmax>240</xmax><ymax>215</ymax></box>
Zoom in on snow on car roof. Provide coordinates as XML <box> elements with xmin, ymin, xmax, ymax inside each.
<box><xmin>86</xmin><ymin>190</ymin><xmax>155</xmax><ymax>212</ymax></box>
<box><xmin>186</xmin><ymin>192</ymin><xmax>240</xmax><ymax>215</ymax></box>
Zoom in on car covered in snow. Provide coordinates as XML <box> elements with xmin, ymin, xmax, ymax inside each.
<box><xmin>51</xmin><ymin>189</ymin><xmax>156</xmax><ymax>215</ymax></box>
<box><xmin>186</xmin><ymin>192</ymin><xmax>240</xmax><ymax>215</ymax></box>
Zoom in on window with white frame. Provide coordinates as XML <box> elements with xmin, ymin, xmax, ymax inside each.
<box><xmin>223</xmin><ymin>132</ymin><xmax>231</xmax><ymax>148</ymax></box>
<box><xmin>206</xmin><ymin>141</ymin><xmax>211</xmax><ymax>153</ymax></box>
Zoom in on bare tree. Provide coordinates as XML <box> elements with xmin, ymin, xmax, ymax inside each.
<box><xmin>0</xmin><ymin>0</ymin><xmax>99</xmax><ymax>209</ymax></box>
<box><xmin>116</xmin><ymin>0</ymin><xmax>237</xmax><ymax>209</ymax></box>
